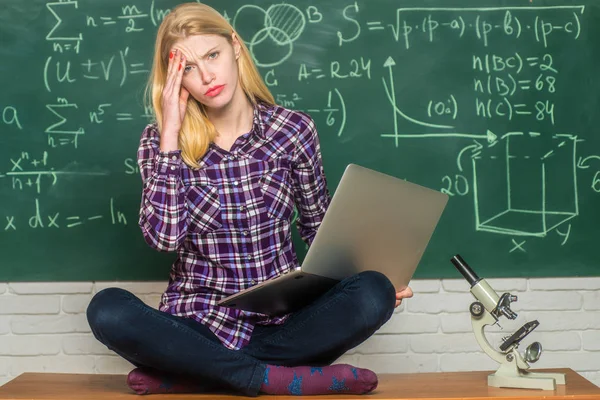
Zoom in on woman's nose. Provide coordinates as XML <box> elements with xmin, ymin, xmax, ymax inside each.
<box><xmin>199</xmin><ymin>67</ymin><xmax>215</xmax><ymax>84</ymax></box>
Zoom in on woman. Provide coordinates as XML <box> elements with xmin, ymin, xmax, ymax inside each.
<box><xmin>86</xmin><ymin>3</ymin><xmax>413</xmax><ymax>396</ymax></box>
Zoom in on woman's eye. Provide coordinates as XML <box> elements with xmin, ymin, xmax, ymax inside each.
<box><xmin>208</xmin><ymin>52</ymin><xmax>219</xmax><ymax>59</ymax></box>
<box><xmin>183</xmin><ymin>65</ymin><xmax>192</xmax><ymax>73</ymax></box>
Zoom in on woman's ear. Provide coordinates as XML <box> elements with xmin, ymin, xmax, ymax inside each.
<box><xmin>231</xmin><ymin>32</ymin><xmax>241</xmax><ymax>60</ymax></box>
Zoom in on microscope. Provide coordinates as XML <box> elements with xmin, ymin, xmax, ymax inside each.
<box><xmin>451</xmin><ymin>254</ymin><xmax>566</xmax><ymax>390</ymax></box>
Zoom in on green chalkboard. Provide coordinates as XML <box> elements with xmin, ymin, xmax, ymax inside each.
<box><xmin>1</xmin><ymin>0</ymin><xmax>599</xmax><ymax>281</ymax></box>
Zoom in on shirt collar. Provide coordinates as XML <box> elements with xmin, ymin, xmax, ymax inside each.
<box><xmin>251</xmin><ymin>101</ymin><xmax>275</xmax><ymax>139</ymax></box>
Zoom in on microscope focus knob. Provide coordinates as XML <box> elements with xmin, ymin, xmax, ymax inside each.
<box><xmin>470</xmin><ymin>301</ymin><xmax>485</xmax><ymax>317</ymax></box>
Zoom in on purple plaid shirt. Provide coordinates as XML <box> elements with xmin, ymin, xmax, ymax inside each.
<box><xmin>137</xmin><ymin>102</ymin><xmax>331</xmax><ymax>350</ymax></box>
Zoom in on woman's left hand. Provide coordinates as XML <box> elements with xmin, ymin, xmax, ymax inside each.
<box><xmin>395</xmin><ymin>286</ymin><xmax>413</xmax><ymax>308</ymax></box>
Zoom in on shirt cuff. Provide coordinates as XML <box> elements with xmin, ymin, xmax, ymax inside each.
<box><xmin>155</xmin><ymin>150</ymin><xmax>182</xmax><ymax>176</ymax></box>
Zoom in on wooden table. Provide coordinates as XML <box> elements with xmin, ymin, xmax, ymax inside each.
<box><xmin>0</xmin><ymin>368</ymin><xmax>598</xmax><ymax>399</ymax></box>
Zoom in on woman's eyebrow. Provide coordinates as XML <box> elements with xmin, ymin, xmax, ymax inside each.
<box><xmin>185</xmin><ymin>46</ymin><xmax>219</xmax><ymax>64</ymax></box>
<box><xmin>198</xmin><ymin>46</ymin><xmax>219</xmax><ymax>58</ymax></box>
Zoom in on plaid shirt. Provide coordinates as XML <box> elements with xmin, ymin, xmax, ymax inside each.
<box><xmin>137</xmin><ymin>102</ymin><xmax>331</xmax><ymax>350</ymax></box>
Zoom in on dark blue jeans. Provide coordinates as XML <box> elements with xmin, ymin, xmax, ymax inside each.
<box><xmin>86</xmin><ymin>270</ymin><xmax>395</xmax><ymax>396</ymax></box>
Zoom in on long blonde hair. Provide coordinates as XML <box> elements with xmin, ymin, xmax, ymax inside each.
<box><xmin>145</xmin><ymin>3</ymin><xmax>275</xmax><ymax>169</ymax></box>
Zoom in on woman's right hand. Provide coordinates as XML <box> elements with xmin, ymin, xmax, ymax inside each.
<box><xmin>160</xmin><ymin>48</ymin><xmax>190</xmax><ymax>152</ymax></box>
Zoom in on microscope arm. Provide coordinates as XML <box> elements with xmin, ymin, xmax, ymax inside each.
<box><xmin>471</xmin><ymin>309</ymin><xmax>529</xmax><ymax>369</ymax></box>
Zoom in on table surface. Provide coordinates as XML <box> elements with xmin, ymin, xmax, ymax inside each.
<box><xmin>0</xmin><ymin>368</ymin><xmax>599</xmax><ymax>399</ymax></box>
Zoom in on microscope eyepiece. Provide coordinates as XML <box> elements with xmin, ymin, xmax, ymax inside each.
<box><xmin>451</xmin><ymin>254</ymin><xmax>481</xmax><ymax>287</ymax></box>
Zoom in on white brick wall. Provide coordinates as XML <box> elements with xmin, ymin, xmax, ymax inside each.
<box><xmin>0</xmin><ymin>278</ymin><xmax>599</xmax><ymax>389</ymax></box>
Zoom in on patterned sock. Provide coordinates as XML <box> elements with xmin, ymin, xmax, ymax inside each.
<box><xmin>259</xmin><ymin>364</ymin><xmax>378</xmax><ymax>395</ymax></box>
<box><xmin>126</xmin><ymin>367</ymin><xmax>204</xmax><ymax>395</ymax></box>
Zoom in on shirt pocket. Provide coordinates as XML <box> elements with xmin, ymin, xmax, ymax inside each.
<box><xmin>258</xmin><ymin>162</ymin><xmax>295</xmax><ymax>221</ymax></box>
<box><xmin>186</xmin><ymin>181</ymin><xmax>223</xmax><ymax>234</ymax></box>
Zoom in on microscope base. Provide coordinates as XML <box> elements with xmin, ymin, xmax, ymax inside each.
<box><xmin>488</xmin><ymin>368</ymin><xmax>566</xmax><ymax>390</ymax></box>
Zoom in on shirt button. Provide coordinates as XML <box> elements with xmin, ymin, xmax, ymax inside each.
<box><xmin>251</xmin><ymin>280</ymin><xmax>256</xmax><ymax>285</ymax></box>
<box><xmin>243</xmin><ymin>230</ymin><xmax>249</xmax><ymax>236</ymax></box>
<box><xmin>170</xmin><ymin>166</ymin><xmax>176</xmax><ymax>171</ymax></box>
<box><xmin>233</xmin><ymin>180</ymin><xmax>239</xmax><ymax>186</ymax></box>
<box><xmin>262</xmin><ymin>185</ymin><xmax>268</xmax><ymax>191</ymax></box>
<box><xmin>171</xmin><ymin>156</ymin><xmax>177</xmax><ymax>161</ymax></box>
<box><xmin>239</xmin><ymin>205</ymin><xmax>246</xmax><ymax>211</ymax></box>
<box><xmin>246</xmin><ymin>255</ymin><xmax>253</xmax><ymax>260</ymax></box>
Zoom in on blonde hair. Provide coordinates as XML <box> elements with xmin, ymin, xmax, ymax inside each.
<box><xmin>145</xmin><ymin>3</ymin><xmax>275</xmax><ymax>169</ymax></box>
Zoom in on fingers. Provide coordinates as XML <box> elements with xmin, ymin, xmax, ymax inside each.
<box><xmin>394</xmin><ymin>288</ymin><xmax>413</xmax><ymax>308</ymax></box>
<box><xmin>167</xmin><ymin>48</ymin><xmax>175</xmax><ymax>75</ymax></box>
<box><xmin>179</xmin><ymin>87</ymin><xmax>190</xmax><ymax>120</ymax></box>
<box><xmin>164</xmin><ymin>49</ymin><xmax>185</xmax><ymax>93</ymax></box>
<box><xmin>163</xmin><ymin>49</ymin><xmax>187</xmax><ymax>122</ymax></box>
<box><xmin>174</xmin><ymin>51</ymin><xmax>185</xmax><ymax>90</ymax></box>
<box><xmin>396</xmin><ymin>286</ymin><xmax>413</xmax><ymax>300</ymax></box>
<box><xmin>174</xmin><ymin>52</ymin><xmax>188</xmax><ymax>120</ymax></box>
<box><xmin>394</xmin><ymin>287</ymin><xmax>414</xmax><ymax>309</ymax></box>
<box><xmin>165</xmin><ymin>49</ymin><xmax>177</xmax><ymax>92</ymax></box>
<box><xmin>179</xmin><ymin>86</ymin><xmax>190</xmax><ymax>104</ymax></box>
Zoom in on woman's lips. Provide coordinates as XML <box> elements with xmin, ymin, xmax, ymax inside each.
<box><xmin>205</xmin><ymin>85</ymin><xmax>225</xmax><ymax>97</ymax></box>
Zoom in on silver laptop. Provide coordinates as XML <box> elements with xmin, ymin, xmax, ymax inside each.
<box><xmin>217</xmin><ymin>163</ymin><xmax>448</xmax><ymax>316</ymax></box>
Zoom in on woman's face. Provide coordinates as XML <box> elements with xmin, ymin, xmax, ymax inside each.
<box><xmin>172</xmin><ymin>33</ymin><xmax>241</xmax><ymax>110</ymax></box>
